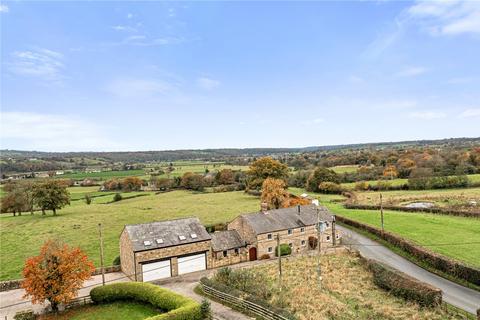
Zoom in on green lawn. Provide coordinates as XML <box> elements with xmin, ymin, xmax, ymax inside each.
<box><xmin>43</xmin><ymin>301</ymin><xmax>159</xmax><ymax>320</ymax></box>
<box><xmin>0</xmin><ymin>189</ymin><xmax>259</xmax><ymax>280</ymax></box>
<box><xmin>289</xmin><ymin>188</ymin><xmax>480</xmax><ymax>268</ymax></box>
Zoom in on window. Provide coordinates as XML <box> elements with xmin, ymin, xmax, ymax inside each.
<box><xmin>234</xmin><ymin>248</ymin><xmax>239</xmax><ymax>255</ymax></box>
<box><xmin>289</xmin><ymin>243</ymin><xmax>293</xmax><ymax>248</ymax></box>
<box><xmin>223</xmin><ymin>250</ymin><xmax>228</xmax><ymax>258</ymax></box>
<box><xmin>301</xmin><ymin>240</ymin><xmax>306</xmax><ymax>246</ymax></box>
<box><xmin>288</xmin><ymin>229</ymin><xmax>293</xmax><ymax>235</ymax></box>
<box><xmin>336</xmin><ymin>234</ymin><xmax>339</xmax><ymax>239</ymax></box>
<box><xmin>326</xmin><ymin>236</ymin><xmax>331</xmax><ymax>241</ymax></box>
<box><xmin>300</xmin><ymin>227</ymin><xmax>305</xmax><ymax>233</ymax></box>
<box><xmin>325</xmin><ymin>222</ymin><xmax>330</xmax><ymax>228</ymax></box>
<box><xmin>268</xmin><ymin>247</ymin><xmax>273</xmax><ymax>253</ymax></box>
<box><xmin>267</xmin><ymin>233</ymin><xmax>272</xmax><ymax>240</ymax></box>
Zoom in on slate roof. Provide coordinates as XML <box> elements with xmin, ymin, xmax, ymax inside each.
<box><xmin>211</xmin><ymin>230</ymin><xmax>246</xmax><ymax>252</ymax></box>
<box><xmin>241</xmin><ymin>205</ymin><xmax>333</xmax><ymax>235</ymax></box>
<box><xmin>124</xmin><ymin>217</ymin><xmax>211</xmax><ymax>252</ymax></box>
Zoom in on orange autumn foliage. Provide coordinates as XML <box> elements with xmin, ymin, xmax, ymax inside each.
<box><xmin>22</xmin><ymin>240</ymin><xmax>95</xmax><ymax>311</ymax></box>
<box><xmin>282</xmin><ymin>196</ymin><xmax>311</xmax><ymax>208</ymax></box>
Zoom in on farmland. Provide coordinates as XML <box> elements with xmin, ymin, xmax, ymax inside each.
<box><xmin>0</xmin><ymin>189</ymin><xmax>259</xmax><ymax>280</ymax></box>
<box><xmin>251</xmin><ymin>252</ymin><xmax>460</xmax><ymax>320</ymax></box>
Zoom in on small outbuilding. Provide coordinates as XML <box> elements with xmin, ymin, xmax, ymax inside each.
<box><xmin>120</xmin><ymin>217</ymin><xmax>212</xmax><ymax>282</ymax></box>
<box><xmin>210</xmin><ymin>230</ymin><xmax>248</xmax><ymax>268</ymax></box>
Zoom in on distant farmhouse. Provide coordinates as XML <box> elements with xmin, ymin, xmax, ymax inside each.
<box><xmin>120</xmin><ymin>203</ymin><xmax>340</xmax><ymax>282</ymax></box>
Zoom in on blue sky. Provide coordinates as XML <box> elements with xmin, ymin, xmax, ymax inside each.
<box><xmin>1</xmin><ymin>1</ymin><xmax>479</xmax><ymax>152</ymax></box>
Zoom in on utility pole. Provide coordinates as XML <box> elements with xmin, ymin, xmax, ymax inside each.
<box><xmin>98</xmin><ymin>223</ymin><xmax>105</xmax><ymax>286</ymax></box>
<box><xmin>380</xmin><ymin>193</ymin><xmax>384</xmax><ymax>234</ymax></box>
<box><xmin>276</xmin><ymin>233</ymin><xmax>282</xmax><ymax>289</ymax></box>
<box><xmin>316</xmin><ymin>207</ymin><xmax>322</xmax><ymax>290</ymax></box>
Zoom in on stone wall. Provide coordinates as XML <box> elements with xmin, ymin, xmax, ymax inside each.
<box><xmin>210</xmin><ymin>248</ymin><xmax>248</xmax><ymax>268</ymax></box>
<box><xmin>133</xmin><ymin>240</ymin><xmax>211</xmax><ymax>281</ymax></box>
<box><xmin>119</xmin><ymin>229</ymin><xmax>135</xmax><ymax>280</ymax></box>
<box><xmin>227</xmin><ymin>216</ymin><xmax>257</xmax><ymax>244</ymax></box>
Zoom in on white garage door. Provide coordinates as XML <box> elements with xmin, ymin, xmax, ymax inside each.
<box><xmin>178</xmin><ymin>253</ymin><xmax>206</xmax><ymax>275</ymax></box>
<box><xmin>142</xmin><ymin>259</ymin><xmax>171</xmax><ymax>282</ymax></box>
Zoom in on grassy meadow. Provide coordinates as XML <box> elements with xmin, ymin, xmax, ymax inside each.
<box><xmin>253</xmin><ymin>252</ymin><xmax>462</xmax><ymax>320</ymax></box>
<box><xmin>0</xmin><ymin>189</ymin><xmax>259</xmax><ymax>280</ymax></box>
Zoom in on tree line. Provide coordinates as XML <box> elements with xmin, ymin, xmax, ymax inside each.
<box><xmin>1</xmin><ymin>180</ymin><xmax>70</xmax><ymax>216</ymax></box>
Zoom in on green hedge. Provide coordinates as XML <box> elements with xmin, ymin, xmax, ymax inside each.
<box><xmin>90</xmin><ymin>282</ymin><xmax>201</xmax><ymax>320</ymax></box>
<box><xmin>275</xmin><ymin>244</ymin><xmax>292</xmax><ymax>257</ymax></box>
<box><xmin>365</xmin><ymin>259</ymin><xmax>442</xmax><ymax>307</ymax></box>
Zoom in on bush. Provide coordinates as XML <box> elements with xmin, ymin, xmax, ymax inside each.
<box><xmin>14</xmin><ymin>310</ymin><xmax>35</xmax><ymax>320</ymax></box>
<box><xmin>354</xmin><ymin>181</ymin><xmax>370</xmax><ymax>191</ymax></box>
<box><xmin>275</xmin><ymin>244</ymin><xmax>292</xmax><ymax>257</ymax></box>
<box><xmin>317</xmin><ymin>182</ymin><xmax>343</xmax><ymax>194</ymax></box>
<box><xmin>308</xmin><ymin>236</ymin><xmax>318</xmax><ymax>249</ymax></box>
<box><xmin>366</xmin><ymin>259</ymin><xmax>442</xmax><ymax>307</ymax></box>
<box><xmin>112</xmin><ymin>256</ymin><xmax>121</xmax><ymax>266</ymax></box>
<box><xmin>306</xmin><ymin>167</ymin><xmax>340</xmax><ymax>192</ymax></box>
<box><xmin>200</xmin><ymin>299</ymin><xmax>212</xmax><ymax>320</ymax></box>
<box><xmin>90</xmin><ymin>282</ymin><xmax>201</xmax><ymax>320</ymax></box>
<box><xmin>113</xmin><ymin>193</ymin><xmax>122</xmax><ymax>202</ymax></box>
<box><xmin>85</xmin><ymin>195</ymin><xmax>92</xmax><ymax>205</ymax></box>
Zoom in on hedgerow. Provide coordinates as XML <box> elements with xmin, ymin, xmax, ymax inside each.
<box><xmin>90</xmin><ymin>282</ymin><xmax>201</xmax><ymax>320</ymax></box>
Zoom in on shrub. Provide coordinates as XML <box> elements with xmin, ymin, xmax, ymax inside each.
<box><xmin>113</xmin><ymin>193</ymin><xmax>122</xmax><ymax>202</ymax></box>
<box><xmin>275</xmin><ymin>244</ymin><xmax>291</xmax><ymax>257</ymax></box>
<box><xmin>366</xmin><ymin>259</ymin><xmax>442</xmax><ymax>307</ymax></box>
<box><xmin>112</xmin><ymin>256</ymin><xmax>120</xmax><ymax>266</ymax></box>
<box><xmin>354</xmin><ymin>181</ymin><xmax>370</xmax><ymax>191</ymax></box>
<box><xmin>85</xmin><ymin>195</ymin><xmax>92</xmax><ymax>205</ymax></box>
<box><xmin>14</xmin><ymin>310</ymin><xmax>35</xmax><ymax>320</ymax></box>
<box><xmin>306</xmin><ymin>167</ymin><xmax>339</xmax><ymax>192</ymax></box>
<box><xmin>308</xmin><ymin>236</ymin><xmax>318</xmax><ymax>249</ymax></box>
<box><xmin>90</xmin><ymin>282</ymin><xmax>201</xmax><ymax>320</ymax></box>
<box><xmin>317</xmin><ymin>182</ymin><xmax>343</xmax><ymax>194</ymax></box>
<box><xmin>200</xmin><ymin>299</ymin><xmax>212</xmax><ymax>320</ymax></box>
<box><xmin>259</xmin><ymin>254</ymin><xmax>271</xmax><ymax>260</ymax></box>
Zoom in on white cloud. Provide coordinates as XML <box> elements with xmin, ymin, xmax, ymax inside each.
<box><xmin>9</xmin><ymin>48</ymin><xmax>64</xmax><ymax>83</ymax></box>
<box><xmin>105</xmin><ymin>78</ymin><xmax>174</xmax><ymax>98</ymax></box>
<box><xmin>301</xmin><ymin>117</ymin><xmax>325</xmax><ymax>126</ymax></box>
<box><xmin>197</xmin><ymin>77</ymin><xmax>220</xmax><ymax>90</ymax></box>
<box><xmin>0</xmin><ymin>112</ymin><xmax>119</xmax><ymax>151</ymax></box>
<box><xmin>458</xmin><ymin>108</ymin><xmax>480</xmax><ymax>118</ymax></box>
<box><xmin>0</xmin><ymin>4</ymin><xmax>9</xmax><ymax>12</ymax></box>
<box><xmin>409</xmin><ymin>111</ymin><xmax>447</xmax><ymax>120</ymax></box>
<box><xmin>395</xmin><ymin>66</ymin><xmax>427</xmax><ymax>77</ymax></box>
<box><xmin>407</xmin><ymin>1</ymin><xmax>480</xmax><ymax>35</ymax></box>
<box><xmin>127</xmin><ymin>13</ymin><xmax>133</xmax><ymax>19</ymax></box>
<box><xmin>112</xmin><ymin>35</ymin><xmax>183</xmax><ymax>46</ymax></box>
<box><xmin>112</xmin><ymin>25</ymin><xmax>137</xmax><ymax>32</ymax></box>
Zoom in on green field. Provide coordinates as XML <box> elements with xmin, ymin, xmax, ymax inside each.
<box><xmin>43</xmin><ymin>301</ymin><xmax>159</xmax><ymax>320</ymax></box>
<box><xmin>341</xmin><ymin>174</ymin><xmax>480</xmax><ymax>190</ymax></box>
<box><xmin>289</xmin><ymin>188</ymin><xmax>480</xmax><ymax>268</ymax></box>
<box><xmin>329</xmin><ymin>165</ymin><xmax>359</xmax><ymax>174</ymax></box>
<box><xmin>0</xmin><ymin>189</ymin><xmax>259</xmax><ymax>280</ymax></box>
<box><xmin>59</xmin><ymin>169</ymin><xmax>145</xmax><ymax>179</ymax></box>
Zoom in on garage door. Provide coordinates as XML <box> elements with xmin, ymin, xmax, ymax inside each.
<box><xmin>178</xmin><ymin>253</ymin><xmax>206</xmax><ymax>275</ymax></box>
<box><xmin>142</xmin><ymin>259</ymin><xmax>171</xmax><ymax>282</ymax></box>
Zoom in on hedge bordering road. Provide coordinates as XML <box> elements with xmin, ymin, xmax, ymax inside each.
<box><xmin>336</xmin><ymin>215</ymin><xmax>480</xmax><ymax>286</ymax></box>
<box><xmin>344</xmin><ymin>204</ymin><xmax>480</xmax><ymax>218</ymax></box>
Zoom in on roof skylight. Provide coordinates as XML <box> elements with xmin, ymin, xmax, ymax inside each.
<box><xmin>179</xmin><ymin>235</ymin><xmax>186</xmax><ymax>241</ymax></box>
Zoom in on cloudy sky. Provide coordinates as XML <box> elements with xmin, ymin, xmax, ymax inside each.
<box><xmin>1</xmin><ymin>1</ymin><xmax>479</xmax><ymax>151</ymax></box>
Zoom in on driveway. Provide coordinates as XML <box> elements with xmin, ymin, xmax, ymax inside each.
<box><xmin>338</xmin><ymin>225</ymin><xmax>480</xmax><ymax>315</ymax></box>
<box><xmin>0</xmin><ymin>272</ymin><xmax>128</xmax><ymax>319</ymax></box>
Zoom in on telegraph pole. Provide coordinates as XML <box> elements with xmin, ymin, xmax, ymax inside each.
<box><xmin>98</xmin><ymin>223</ymin><xmax>106</xmax><ymax>286</ymax></box>
<box><xmin>380</xmin><ymin>193</ymin><xmax>385</xmax><ymax>234</ymax></box>
<box><xmin>316</xmin><ymin>207</ymin><xmax>322</xmax><ymax>289</ymax></box>
<box><xmin>276</xmin><ymin>233</ymin><xmax>282</xmax><ymax>289</ymax></box>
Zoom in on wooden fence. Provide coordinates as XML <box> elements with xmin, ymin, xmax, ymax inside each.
<box><xmin>201</xmin><ymin>283</ymin><xmax>291</xmax><ymax>320</ymax></box>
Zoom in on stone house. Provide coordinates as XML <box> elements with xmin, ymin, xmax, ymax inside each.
<box><xmin>228</xmin><ymin>205</ymin><xmax>340</xmax><ymax>260</ymax></box>
<box><xmin>210</xmin><ymin>230</ymin><xmax>248</xmax><ymax>268</ymax></box>
<box><xmin>120</xmin><ymin>217</ymin><xmax>212</xmax><ymax>282</ymax></box>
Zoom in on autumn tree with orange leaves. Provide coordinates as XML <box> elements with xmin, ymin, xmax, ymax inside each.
<box><xmin>261</xmin><ymin>178</ymin><xmax>289</xmax><ymax>210</ymax></box>
<box><xmin>22</xmin><ymin>240</ymin><xmax>95</xmax><ymax>312</ymax></box>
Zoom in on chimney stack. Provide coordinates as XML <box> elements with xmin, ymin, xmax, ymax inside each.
<box><xmin>261</xmin><ymin>202</ymin><xmax>268</xmax><ymax>213</ymax></box>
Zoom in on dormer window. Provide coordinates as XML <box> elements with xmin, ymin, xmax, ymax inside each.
<box><xmin>179</xmin><ymin>235</ymin><xmax>186</xmax><ymax>241</ymax></box>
